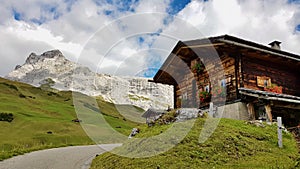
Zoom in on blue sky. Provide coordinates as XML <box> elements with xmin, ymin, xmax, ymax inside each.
<box><xmin>10</xmin><ymin>0</ymin><xmax>198</xmax><ymax>24</ymax></box>
<box><xmin>296</xmin><ymin>24</ymin><xmax>300</xmax><ymax>31</ymax></box>
<box><xmin>168</xmin><ymin>0</ymin><xmax>191</xmax><ymax>15</ymax></box>
<box><xmin>10</xmin><ymin>0</ymin><xmax>193</xmax><ymax>24</ymax></box>
<box><xmin>0</xmin><ymin>0</ymin><xmax>300</xmax><ymax>77</ymax></box>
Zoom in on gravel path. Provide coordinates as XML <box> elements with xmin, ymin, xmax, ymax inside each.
<box><xmin>0</xmin><ymin>144</ymin><xmax>121</xmax><ymax>169</ymax></box>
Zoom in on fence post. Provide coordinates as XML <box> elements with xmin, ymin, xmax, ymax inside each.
<box><xmin>209</xmin><ymin>102</ymin><xmax>214</xmax><ymax>117</ymax></box>
<box><xmin>277</xmin><ymin>117</ymin><xmax>283</xmax><ymax>148</ymax></box>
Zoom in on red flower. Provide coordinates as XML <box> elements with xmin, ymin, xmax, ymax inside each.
<box><xmin>264</xmin><ymin>84</ymin><xmax>283</xmax><ymax>94</ymax></box>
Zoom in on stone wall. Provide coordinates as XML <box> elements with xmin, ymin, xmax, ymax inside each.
<box><xmin>214</xmin><ymin>102</ymin><xmax>249</xmax><ymax>120</ymax></box>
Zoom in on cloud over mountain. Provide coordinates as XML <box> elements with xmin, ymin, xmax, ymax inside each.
<box><xmin>0</xmin><ymin>0</ymin><xmax>299</xmax><ymax>77</ymax></box>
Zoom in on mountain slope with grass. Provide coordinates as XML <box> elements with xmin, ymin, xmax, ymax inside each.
<box><xmin>91</xmin><ymin>118</ymin><xmax>300</xmax><ymax>169</ymax></box>
<box><xmin>0</xmin><ymin>77</ymin><xmax>144</xmax><ymax>160</ymax></box>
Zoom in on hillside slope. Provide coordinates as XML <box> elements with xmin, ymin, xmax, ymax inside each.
<box><xmin>91</xmin><ymin>118</ymin><xmax>300</xmax><ymax>169</ymax></box>
<box><xmin>0</xmin><ymin>77</ymin><xmax>143</xmax><ymax>160</ymax></box>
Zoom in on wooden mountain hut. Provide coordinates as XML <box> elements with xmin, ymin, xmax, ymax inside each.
<box><xmin>153</xmin><ymin>35</ymin><xmax>300</xmax><ymax>127</ymax></box>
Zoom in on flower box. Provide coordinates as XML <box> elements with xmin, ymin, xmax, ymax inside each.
<box><xmin>264</xmin><ymin>84</ymin><xmax>282</xmax><ymax>94</ymax></box>
<box><xmin>199</xmin><ymin>91</ymin><xmax>211</xmax><ymax>103</ymax></box>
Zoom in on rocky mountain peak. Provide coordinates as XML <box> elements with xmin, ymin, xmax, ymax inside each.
<box><xmin>14</xmin><ymin>65</ymin><xmax>22</xmax><ymax>70</ymax></box>
<box><xmin>25</xmin><ymin>52</ymin><xmax>38</xmax><ymax>64</ymax></box>
<box><xmin>41</xmin><ymin>50</ymin><xmax>63</xmax><ymax>58</ymax></box>
<box><xmin>25</xmin><ymin>50</ymin><xmax>64</xmax><ymax>64</ymax></box>
<box><xmin>6</xmin><ymin>50</ymin><xmax>174</xmax><ymax>110</ymax></box>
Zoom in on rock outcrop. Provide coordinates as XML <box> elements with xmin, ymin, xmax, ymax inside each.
<box><xmin>6</xmin><ymin>50</ymin><xmax>174</xmax><ymax>110</ymax></box>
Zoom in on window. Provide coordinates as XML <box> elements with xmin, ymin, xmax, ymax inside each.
<box><xmin>221</xmin><ymin>79</ymin><xmax>226</xmax><ymax>87</ymax></box>
<box><xmin>205</xmin><ymin>85</ymin><xmax>210</xmax><ymax>92</ymax></box>
<box><xmin>257</xmin><ymin>76</ymin><xmax>271</xmax><ymax>87</ymax></box>
<box><xmin>258</xmin><ymin>106</ymin><xmax>267</xmax><ymax>121</ymax></box>
<box><xmin>182</xmin><ymin>92</ymin><xmax>188</xmax><ymax>100</ymax></box>
<box><xmin>264</xmin><ymin>80</ymin><xmax>269</xmax><ymax>87</ymax></box>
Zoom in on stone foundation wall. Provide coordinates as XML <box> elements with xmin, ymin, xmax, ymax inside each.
<box><xmin>215</xmin><ymin>102</ymin><xmax>249</xmax><ymax>120</ymax></box>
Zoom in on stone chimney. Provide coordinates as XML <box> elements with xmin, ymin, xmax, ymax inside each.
<box><xmin>268</xmin><ymin>40</ymin><xmax>281</xmax><ymax>50</ymax></box>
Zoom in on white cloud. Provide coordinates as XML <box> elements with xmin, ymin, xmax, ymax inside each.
<box><xmin>9</xmin><ymin>21</ymin><xmax>82</xmax><ymax>56</ymax></box>
<box><xmin>0</xmin><ymin>0</ymin><xmax>299</xmax><ymax>77</ymax></box>
<box><xmin>135</xmin><ymin>0</ymin><xmax>170</xmax><ymax>13</ymax></box>
<box><xmin>175</xmin><ymin>0</ymin><xmax>300</xmax><ymax>54</ymax></box>
<box><xmin>78</xmin><ymin>12</ymin><xmax>171</xmax><ymax>76</ymax></box>
<box><xmin>0</xmin><ymin>27</ymin><xmax>53</xmax><ymax>75</ymax></box>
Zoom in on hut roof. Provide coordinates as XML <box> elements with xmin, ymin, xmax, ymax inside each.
<box><xmin>239</xmin><ymin>88</ymin><xmax>300</xmax><ymax>104</ymax></box>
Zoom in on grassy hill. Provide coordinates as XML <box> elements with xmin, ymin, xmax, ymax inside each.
<box><xmin>91</xmin><ymin>117</ymin><xmax>300</xmax><ymax>169</ymax></box>
<box><xmin>0</xmin><ymin>77</ymin><xmax>144</xmax><ymax>160</ymax></box>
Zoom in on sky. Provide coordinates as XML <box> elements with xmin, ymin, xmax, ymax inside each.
<box><xmin>0</xmin><ymin>0</ymin><xmax>300</xmax><ymax>77</ymax></box>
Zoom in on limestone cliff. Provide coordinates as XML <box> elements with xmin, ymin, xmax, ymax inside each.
<box><xmin>6</xmin><ymin>50</ymin><xmax>173</xmax><ymax>110</ymax></box>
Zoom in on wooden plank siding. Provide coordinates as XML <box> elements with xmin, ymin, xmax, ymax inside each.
<box><xmin>242</xmin><ymin>56</ymin><xmax>299</xmax><ymax>96</ymax></box>
<box><xmin>172</xmin><ymin>51</ymin><xmax>299</xmax><ymax>109</ymax></box>
<box><xmin>174</xmin><ymin>53</ymin><xmax>238</xmax><ymax>108</ymax></box>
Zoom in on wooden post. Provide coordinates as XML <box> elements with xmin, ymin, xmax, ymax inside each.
<box><xmin>277</xmin><ymin>117</ymin><xmax>283</xmax><ymax>148</ymax></box>
<box><xmin>209</xmin><ymin>102</ymin><xmax>214</xmax><ymax>117</ymax></box>
<box><xmin>247</xmin><ymin>103</ymin><xmax>255</xmax><ymax>120</ymax></box>
<box><xmin>235</xmin><ymin>55</ymin><xmax>240</xmax><ymax>99</ymax></box>
<box><xmin>265</xmin><ymin>104</ymin><xmax>272</xmax><ymax>122</ymax></box>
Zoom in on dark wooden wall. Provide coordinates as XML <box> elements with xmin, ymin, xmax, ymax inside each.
<box><xmin>242</xmin><ymin>56</ymin><xmax>299</xmax><ymax>96</ymax></box>
<box><xmin>173</xmin><ymin>47</ymin><xmax>300</xmax><ymax>109</ymax></box>
<box><xmin>174</xmin><ymin>53</ymin><xmax>238</xmax><ymax>108</ymax></box>
<box><xmin>175</xmin><ymin>66</ymin><xmax>195</xmax><ymax>108</ymax></box>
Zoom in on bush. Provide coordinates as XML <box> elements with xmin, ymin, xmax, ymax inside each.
<box><xmin>19</xmin><ymin>93</ymin><xmax>26</xmax><ymax>98</ymax></box>
<box><xmin>0</xmin><ymin>83</ymin><xmax>18</xmax><ymax>91</ymax></box>
<box><xmin>0</xmin><ymin>113</ymin><xmax>14</xmax><ymax>122</ymax></box>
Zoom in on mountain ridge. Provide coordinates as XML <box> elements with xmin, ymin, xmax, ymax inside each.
<box><xmin>6</xmin><ymin>50</ymin><xmax>173</xmax><ymax>110</ymax></box>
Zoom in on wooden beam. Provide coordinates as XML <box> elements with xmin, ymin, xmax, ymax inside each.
<box><xmin>271</xmin><ymin>101</ymin><xmax>300</xmax><ymax>110</ymax></box>
<box><xmin>234</xmin><ymin>54</ymin><xmax>240</xmax><ymax>99</ymax></box>
<box><xmin>239</xmin><ymin>54</ymin><xmax>244</xmax><ymax>88</ymax></box>
<box><xmin>265</xmin><ymin>104</ymin><xmax>272</xmax><ymax>122</ymax></box>
<box><xmin>174</xmin><ymin>85</ymin><xmax>177</xmax><ymax>109</ymax></box>
<box><xmin>181</xmin><ymin>43</ymin><xmax>225</xmax><ymax>49</ymax></box>
<box><xmin>247</xmin><ymin>103</ymin><xmax>255</xmax><ymax>120</ymax></box>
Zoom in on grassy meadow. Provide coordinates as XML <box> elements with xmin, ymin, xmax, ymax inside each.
<box><xmin>91</xmin><ymin>118</ymin><xmax>300</xmax><ymax>169</ymax></box>
<box><xmin>0</xmin><ymin>77</ymin><xmax>143</xmax><ymax>160</ymax></box>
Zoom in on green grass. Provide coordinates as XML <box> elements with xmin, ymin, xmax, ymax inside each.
<box><xmin>0</xmin><ymin>77</ymin><xmax>143</xmax><ymax>160</ymax></box>
<box><xmin>128</xmin><ymin>94</ymin><xmax>150</xmax><ymax>101</ymax></box>
<box><xmin>91</xmin><ymin>118</ymin><xmax>300</xmax><ymax>169</ymax></box>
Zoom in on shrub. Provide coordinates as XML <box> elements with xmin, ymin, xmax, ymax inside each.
<box><xmin>0</xmin><ymin>113</ymin><xmax>14</xmax><ymax>122</ymax></box>
<box><xmin>28</xmin><ymin>96</ymin><xmax>36</xmax><ymax>99</ymax></box>
<box><xmin>0</xmin><ymin>83</ymin><xmax>18</xmax><ymax>91</ymax></box>
<box><xmin>19</xmin><ymin>93</ymin><xmax>26</xmax><ymax>98</ymax></box>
